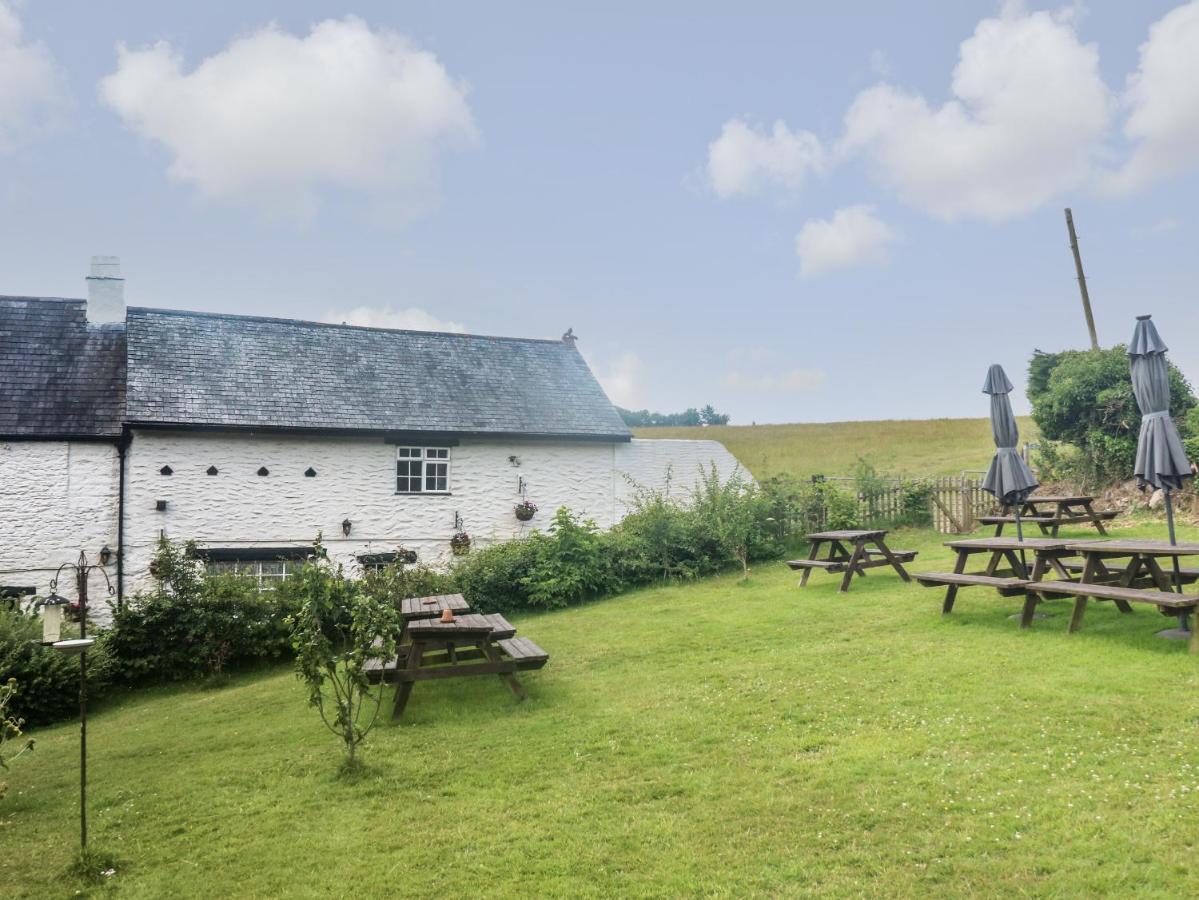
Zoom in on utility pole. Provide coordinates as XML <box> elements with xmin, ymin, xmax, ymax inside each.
<box><xmin>1064</xmin><ymin>208</ymin><xmax>1100</xmax><ymax>351</ymax></box>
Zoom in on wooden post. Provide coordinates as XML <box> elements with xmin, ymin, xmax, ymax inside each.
<box><xmin>1064</xmin><ymin>208</ymin><xmax>1100</xmax><ymax>351</ymax></box>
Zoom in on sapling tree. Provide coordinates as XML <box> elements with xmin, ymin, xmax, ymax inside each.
<box><xmin>287</xmin><ymin>540</ymin><xmax>399</xmax><ymax>766</ymax></box>
<box><xmin>693</xmin><ymin>466</ymin><xmax>776</xmax><ymax>581</ymax></box>
<box><xmin>1</xmin><ymin>677</ymin><xmax>34</xmax><ymax>799</ymax></box>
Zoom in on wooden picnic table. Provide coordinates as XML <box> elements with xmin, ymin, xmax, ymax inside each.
<box><xmin>371</xmin><ymin>594</ymin><xmax>550</xmax><ymax>718</ymax></box>
<box><xmin>1026</xmin><ymin>539</ymin><xmax>1199</xmax><ymax>652</ymax></box>
<box><xmin>787</xmin><ymin>529</ymin><xmax>916</xmax><ymax>593</ymax></box>
<box><xmin>979</xmin><ymin>494</ymin><xmax>1117</xmax><ymax>537</ymax></box>
<box><xmin>914</xmin><ymin>537</ymin><xmax>1088</xmax><ymax>626</ymax></box>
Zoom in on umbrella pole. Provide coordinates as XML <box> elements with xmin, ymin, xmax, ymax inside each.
<box><xmin>1165</xmin><ymin>488</ymin><xmax>1187</xmax><ymax>632</ymax></box>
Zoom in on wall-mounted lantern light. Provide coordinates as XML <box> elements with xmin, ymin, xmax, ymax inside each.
<box><xmin>98</xmin><ymin>545</ymin><xmax>112</xmax><ymax>566</ymax></box>
<box><xmin>508</xmin><ymin>455</ymin><xmax>521</xmax><ymax>467</ymax></box>
<box><xmin>342</xmin><ymin>518</ymin><xmax>352</xmax><ymax>537</ymax></box>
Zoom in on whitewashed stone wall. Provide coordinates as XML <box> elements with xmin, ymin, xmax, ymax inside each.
<box><xmin>1</xmin><ymin>432</ymin><xmax>744</xmax><ymax>613</ymax></box>
<box><xmin>0</xmin><ymin>440</ymin><xmax>120</xmax><ymax>610</ymax></box>
<box><xmin>121</xmin><ymin>430</ymin><xmax>619</xmax><ymax>594</ymax></box>
<box><xmin>615</xmin><ymin>439</ymin><xmax>746</xmax><ymax>512</ymax></box>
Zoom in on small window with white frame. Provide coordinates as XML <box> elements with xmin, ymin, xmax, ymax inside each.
<box><xmin>396</xmin><ymin>446</ymin><xmax>451</xmax><ymax>494</ymax></box>
<box><xmin>205</xmin><ymin>558</ymin><xmax>296</xmax><ymax>591</ymax></box>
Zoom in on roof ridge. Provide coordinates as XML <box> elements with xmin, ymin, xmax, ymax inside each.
<box><xmin>0</xmin><ymin>295</ymin><xmax>84</xmax><ymax>304</ymax></box>
<box><xmin>128</xmin><ymin>306</ymin><xmax>568</xmax><ymax>346</ymax></box>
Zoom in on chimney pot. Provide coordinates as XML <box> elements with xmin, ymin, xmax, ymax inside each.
<box><xmin>86</xmin><ymin>256</ymin><xmax>125</xmax><ymax>325</ymax></box>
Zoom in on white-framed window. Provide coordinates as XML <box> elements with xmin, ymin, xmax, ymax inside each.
<box><xmin>206</xmin><ymin>559</ymin><xmax>295</xmax><ymax>591</ymax></box>
<box><xmin>396</xmin><ymin>446</ymin><xmax>451</xmax><ymax>494</ymax></box>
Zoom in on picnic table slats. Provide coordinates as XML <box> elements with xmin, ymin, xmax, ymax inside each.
<box><xmin>914</xmin><ymin>572</ymin><xmax>1030</xmax><ymax>596</ymax></box>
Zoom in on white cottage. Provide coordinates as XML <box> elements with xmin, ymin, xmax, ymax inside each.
<box><xmin>0</xmin><ymin>259</ymin><xmax>740</xmax><ymax>613</ymax></box>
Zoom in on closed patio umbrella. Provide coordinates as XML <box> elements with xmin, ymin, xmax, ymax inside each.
<box><xmin>981</xmin><ymin>364</ymin><xmax>1040</xmax><ymax>576</ymax></box>
<box><xmin>1129</xmin><ymin>314</ymin><xmax>1194</xmax><ymax>635</ymax></box>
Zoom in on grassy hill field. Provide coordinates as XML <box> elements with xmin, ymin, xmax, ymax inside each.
<box><xmin>634</xmin><ymin>417</ymin><xmax>1039</xmax><ymax>480</ymax></box>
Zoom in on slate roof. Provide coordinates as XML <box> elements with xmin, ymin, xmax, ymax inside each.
<box><xmin>0</xmin><ymin>297</ymin><xmax>126</xmax><ymax>438</ymax></box>
<box><xmin>125</xmin><ymin>308</ymin><xmax>630</xmax><ymax>440</ymax></box>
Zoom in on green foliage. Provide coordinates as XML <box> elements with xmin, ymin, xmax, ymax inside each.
<box><xmin>690</xmin><ymin>466</ymin><xmax>779</xmax><ymax>579</ymax></box>
<box><xmin>453</xmin><ymin>537</ymin><xmax>542</xmax><ymax>615</ymax></box>
<box><xmin>0</xmin><ymin>607</ymin><xmax>108</xmax><ymax>726</ymax></box>
<box><xmin>521</xmin><ymin>509</ymin><xmax>613</xmax><ymax>607</ymax></box>
<box><xmin>617</xmin><ymin>405</ymin><xmax>730</xmax><ymax>427</ymax></box>
<box><xmin>1</xmin><ymin>676</ymin><xmax>35</xmax><ymax>799</ymax></box>
<box><xmin>361</xmin><ymin>562</ymin><xmax>457</xmax><ymax>611</ymax></box>
<box><xmin>106</xmin><ymin>536</ymin><xmax>296</xmax><ymax>684</ymax></box>
<box><xmin>1028</xmin><ymin>346</ymin><xmax>1196</xmax><ymax>487</ymax></box>
<box><xmin>287</xmin><ymin>540</ymin><xmax>399</xmax><ymax>765</ymax></box>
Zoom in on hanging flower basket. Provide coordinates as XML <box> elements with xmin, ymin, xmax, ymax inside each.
<box><xmin>396</xmin><ymin>547</ymin><xmax>418</xmax><ymax>565</ymax></box>
<box><xmin>450</xmin><ymin>531</ymin><xmax>472</xmax><ymax>556</ymax></box>
<box><xmin>514</xmin><ymin>500</ymin><xmax>538</xmax><ymax>522</ymax></box>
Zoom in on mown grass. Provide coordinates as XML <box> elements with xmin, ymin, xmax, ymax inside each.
<box><xmin>5</xmin><ymin>519</ymin><xmax>1199</xmax><ymax>897</ymax></box>
<box><xmin>634</xmin><ymin>417</ymin><xmax>1040</xmax><ymax>480</ymax></box>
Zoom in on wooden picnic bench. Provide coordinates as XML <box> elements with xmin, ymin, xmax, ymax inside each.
<box><xmin>980</xmin><ymin>494</ymin><xmax>1118</xmax><ymax>537</ymax></box>
<box><xmin>914</xmin><ymin>537</ymin><xmax>1086</xmax><ymax>625</ymax></box>
<box><xmin>369</xmin><ymin>594</ymin><xmax>549</xmax><ymax>718</ymax></box>
<box><xmin>1024</xmin><ymin>539</ymin><xmax>1199</xmax><ymax>652</ymax></box>
<box><xmin>788</xmin><ymin>529</ymin><xmax>916</xmax><ymax>593</ymax></box>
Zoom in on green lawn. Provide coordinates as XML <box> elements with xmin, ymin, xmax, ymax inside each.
<box><xmin>635</xmin><ymin>417</ymin><xmax>1040</xmax><ymax>480</ymax></box>
<box><xmin>6</xmin><ymin>520</ymin><xmax>1199</xmax><ymax>897</ymax></box>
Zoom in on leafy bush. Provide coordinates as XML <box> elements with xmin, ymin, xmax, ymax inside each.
<box><xmin>453</xmin><ymin>536</ymin><xmax>542</xmax><ymax>615</ymax></box>
<box><xmin>521</xmin><ymin>509</ymin><xmax>614</xmax><ymax>607</ymax></box>
<box><xmin>690</xmin><ymin>467</ymin><xmax>779</xmax><ymax>579</ymax></box>
<box><xmin>105</xmin><ymin>537</ymin><xmax>297</xmax><ymax>684</ymax></box>
<box><xmin>287</xmin><ymin>546</ymin><xmax>399</xmax><ymax>766</ymax></box>
<box><xmin>1028</xmin><ymin>347</ymin><xmax>1196</xmax><ymax>487</ymax></box>
<box><xmin>1</xmin><ymin>676</ymin><xmax>35</xmax><ymax>799</ymax></box>
<box><xmin>361</xmin><ymin>563</ymin><xmax>457</xmax><ymax>612</ymax></box>
<box><xmin>0</xmin><ymin>608</ymin><xmax>109</xmax><ymax>726</ymax></box>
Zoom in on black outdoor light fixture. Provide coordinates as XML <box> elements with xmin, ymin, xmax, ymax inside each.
<box><xmin>42</xmin><ymin>551</ymin><xmax>114</xmax><ymax>857</ymax></box>
<box><xmin>342</xmin><ymin>518</ymin><xmax>353</xmax><ymax>537</ymax></box>
<box><xmin>98</xmin><ymin>545</ymin><xmax>112</xmax><ymax>566</ymax></box>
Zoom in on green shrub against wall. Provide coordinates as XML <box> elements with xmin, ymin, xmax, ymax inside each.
<box><xmin>104</xmin><ymin>537</ymin><xmax>297</xmax><ymax>684</ymax></box>
<box><xmin>0</xmin><ymin>608</ymin><xmax>111</xmax><ymax>726</ymax></box>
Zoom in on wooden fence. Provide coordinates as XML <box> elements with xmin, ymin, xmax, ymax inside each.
<box><xmin>781</xmin><ymin>474</ymin><xmax>999</xmax><ymax>536</ymax></box>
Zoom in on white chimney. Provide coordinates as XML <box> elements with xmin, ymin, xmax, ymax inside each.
<box><xmin>86</xmin><ymin>256</ymin><xmax>125</xmax><ymax>325</ymax></box>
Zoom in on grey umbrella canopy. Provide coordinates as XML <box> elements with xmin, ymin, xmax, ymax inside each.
<box><xmin>981</xmin><ymin>364</ymin><xmax>1039</xmax><ymax>507</ymax></box>
<box><xmin>1129</xmin><ymin>314</ymin><xmax>1193</xmax><ymax>633</ymax></box>
<box><xmin>1129</xmin><ymin>315</ymin><xmax>1192</xmax><ymax>492</ymax></box>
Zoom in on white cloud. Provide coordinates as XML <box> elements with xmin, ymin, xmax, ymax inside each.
<box><xmin>99</xmin><ymin>16</ymin><xmax>475</xmax><ymax>220</ymax></box>
<box><xmin>840</xmin><ymin>5</ymin><xmax>1110</xmax><ymax>221</ymax></box>
<box><xmin>0</xmin><ymin>1</ymin><xmax>68</xmax><ymax>151</ymax></box>
<box><xmin>722</xmin><ymin>368</ymin><xmax>827</xmax><ymax>394</ymax></box>
<box><xmin>1106</xmin><ymin>1</ymin><xmax>1199</xmax><ymax>194</ymax></box>
<box><xmin>795</xmin><ymin>205</ymin><xmax>898</xmax><ymax>277</ymax></box>
<box><xmin>324</xmin><ymin>305</ymin><xmax>466</xmax><ymax>333</ymax></box>
<box><xmin>706</xmin><ymin>118</ymin><xmax>826</xmax><ymax>198</ymax></box>
<box><xmin>589</xmin><ymin>351</ymin><xmax>644</xmax><ymax>408</ymax></box>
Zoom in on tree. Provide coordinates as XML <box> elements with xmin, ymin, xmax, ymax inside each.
<box><xmin>287</xmin><ymin>540</ymin><xmax>399</xmax><ymax>767</ymax></box>
<box><xmin>692</xmin><ymin>467</ymin><xmax>777</xmax><ymax>580</ymax></box>
<box><xmin>1028</xmin><ymin>346</ymin><xmax>1196</xmax><ymax>486</ymax></box>
<box><xmin>616</xmin><ymin>405</ymin><xmax>730</xmax><ymax>427</ymax></box>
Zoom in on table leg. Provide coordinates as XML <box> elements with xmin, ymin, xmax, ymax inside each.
<box><xmin>983</xmin><ymin>550</ymin><xmax>1002</xmax><ymax>577</ymax></box>
<box><xmin>479</xmin><ymin>638</ymin><xmax>526</xmax><ymax>700</ymax></box>
<box><xmin>1002</xmin><ymin>550</ymin><xmax>1027</xmax><ymax>579</ymax></box>
<box><xmin>1020</xmin><ymin>552</ymin><xmax>1051</xmax><ymax>629</ymax></box>
<box><xmin>872</xmin><ymin>537</ymin><xmax>911</xmax><ymax>582</ymax></box>
<box><xmin>391</xmin><ymin>641</ymin><xmax>425</xmax><ymax>720</ymax></box>
<box><xmin>1048</xmin><ymin>553</ymin><xmax>1073</xmax><ymax>580</ymax></box>
<box><xmin>838</xmin><ymin>544</ymin><xmax>867</xmax><ymax>593</ymax></box>
<box><xmin>799</xmin><ymin>540</ymin><xmax>823</xmax><ymax>587</ymax></box>
<box><xmin>1068</xmin><ymin>596</ymin><xmax>1088</xmax><ymax>632</ymax></box>
<box><xmin>943</xmin><ymin>549</ymin><xmax>969</xmax><ymax>614</ymax></box>
<box><xmin>1082</xmin><ymin>501</ymin><xmax>1108</xmax><ymax>535</ymax></box>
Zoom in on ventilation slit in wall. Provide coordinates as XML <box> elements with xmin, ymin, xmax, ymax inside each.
<box><xmin>304</xmin><ymin>467</ymin><xmax>317</xmax><ymax>477</ymax></box>
<box><xmin>257</xmin><ymin>467</ymin><xmax>269</xmax><ymax>477</ymax></box>
<box><xmin>160</xmin><ymin>465</ymin><xmax>173</xmax><ymax>476</ymax></box>
<box><xmin>206</xmin><ymin>465</ymin><xmax>219</xmax><ymax>476</ymax></box>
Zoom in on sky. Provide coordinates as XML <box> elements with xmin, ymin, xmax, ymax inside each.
<box><xmin>2</xmin><ymin>1</ymin><xmax>1199</xmax><ymax>424</ymax></box>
